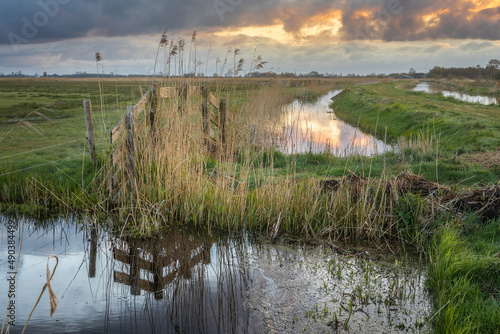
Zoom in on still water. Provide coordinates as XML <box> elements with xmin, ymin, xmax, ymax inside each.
<box><xmin>413</xmin><ymin>82</ymin><xmax>499</xmax><ymax>105</ymax></box>
<box><xmin>278</xmin><ymin>91</ymin><xmax>393</xmax><ymax>156</ymax></box>
<box><xmin>1</xmin><ymin>216</ymin><xmax>431</xmax><ymax>333</ymax></box>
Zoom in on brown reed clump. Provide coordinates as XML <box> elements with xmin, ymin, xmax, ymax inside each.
<box><xmin>448</xmin><ymin>186</ymin><xmax>500</xmax><ymax>222</ymax></box>
<box><xmin>395</xmin><ymin>170</ymin><xmax>450</xmax><ymax>197</ymax></box>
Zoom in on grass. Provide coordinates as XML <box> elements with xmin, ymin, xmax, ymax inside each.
<box><xmin>0</xmin><ymin>78</ymin><xmax>151</xmax><ymax>213</ymax></box>
<box><xmin>329</xmin><ymin>80</ymin><xmax>500</xmax><ymax>334</ymax></box>
<box><xmin>331</xmin><ymin>81</ymin><xmax>500</xmax><ymax>186</ymax></box>
<box><xmin>427</xmin><ymin>219</ymin><xmax>500</xmax><ymax>333</ymax></box>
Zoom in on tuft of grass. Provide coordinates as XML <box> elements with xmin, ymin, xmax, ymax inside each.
<box><xmin>427</xmin><ymin>220</ymin><xmax>500</xmax><ymax>333</ymax></box>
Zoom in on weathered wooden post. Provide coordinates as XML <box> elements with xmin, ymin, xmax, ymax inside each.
<box><xmin>219</xmin><ymin>98</ymin><xmax>227</xmax><ymax>145</ymax></box>
<box><xmin>201</xmin><ymin>83</ymin><xmax>209</xmax><ymax>141</ymax></box>
<box><xmin>179</xmin><ymin>82</ymin><xmax>189</xmax><ymax>113</ymax></box>
<box><xmin>83</xmin><ymin>100</ymin><xmax>97</xmax><ymax>164</ymax></box>
<box><xmin>149</xmin><ymin>83</ymin><xmax>158</xmax><ymax>131</ymax></box>
<box><xmin>126</xmin><ymin>106</ymin><xmax>136</xmax><ymax>184</ymax></box>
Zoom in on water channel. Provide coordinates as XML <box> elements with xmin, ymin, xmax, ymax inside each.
<box><xmin>413</xmin><ymin>82</ymin><xmax>499</xmax><ymax>105</ymax></box>
<box><xmin>278</xmin><ymin>91</ymin><xmax>393</xmax><ymax>156</ymax></box>
<box><xmin>1</xmin><ymin>216</ymin><xmax>431</xmax><ymax>333</ymax></box>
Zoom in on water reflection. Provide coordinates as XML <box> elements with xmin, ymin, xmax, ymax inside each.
<box><xmin>0</xmin><ymin>217</ymin><xmax>249</xmax><ymax>334</ymax></box>
<box><xmin>413</xmin><ymin>82</ymin><xmax>499</xmax><ymax>105</ymax></box>
<box><xmin>0</xmin><ymin>216</ymin><xmax>431</xmax><ymax>333</ymax></box>
<box><xmin>278</xmin><ymin>91</ymin><xmax>393</xmax><ymax>156</ymax></box>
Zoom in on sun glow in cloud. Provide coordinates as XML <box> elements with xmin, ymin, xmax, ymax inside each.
<box><xmin>352</xmin><ymin>10</ymin><xmax>373</xmax><ymax>19</ymax></box>
<box><xmin>296</xmin><ymin>10</ymin><xmax>343</xmax><ymax>39</ymax></box>
<box><xmin>468</xmin><ymin>0</ymin><xmax>500</xmax><ymax>11</ymax></box>
<box><xmin>214</xmin><ymin>25</ymin><xmax>295</xmax><ymax>44</ymax></box>
<box><xmin>213</xmin><ymin>10</ymin><xmax>343</xmax><ymax>46</ymax></box>
<box><xmin>422</xmin><ymin>9</ymin><xmax>449</xmax><ymax>28</ymax></box>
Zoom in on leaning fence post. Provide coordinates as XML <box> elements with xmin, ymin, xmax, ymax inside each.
<box><xmin>219</xmin><ymin>98</ymin><xmax>227</xmax><ymax>145</ymax></box>
<box><xmin>83</xmin><ymin>100</ymin><xmax>97</xmax><ymax>164</ymax></box>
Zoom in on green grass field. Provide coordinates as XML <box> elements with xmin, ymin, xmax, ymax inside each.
<box><xmin>1</xmin><ymin>77</ymin><xmax>498</xmax><ymax>209</ymax></box>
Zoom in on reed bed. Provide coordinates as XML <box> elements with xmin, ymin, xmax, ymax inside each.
<box><xmin>97</xmin><ymin>79</ymin><xmax>438</xmax><ymax>247</ymax></box>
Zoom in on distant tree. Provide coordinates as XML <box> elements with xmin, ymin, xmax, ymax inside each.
<box><xmin>486</xmin><ymin>59</ymin><xmax>500</xmax><ymax>79</ymax></box>
<box><xmin>487</xmin><ymin>59</ymin><xmax>500</xmax><ymax>69</ymax></box>
<box><xmin>409</xmin><ymin>68</ymin><xmax>416</xmax><ymax>76</ymax></box>
<box><xmin>279</xmin><ymin>72</ymin><xmax>297</xmax><ymax>78</ymax></box>
<box><xmin>307</xmin><ymin>71</ymin><xmax>322</xmax><ymax>78</ymax></box>
<box><xmin>43</xmin><ymin>71</ymin><xmax>48</xmax><ymax>77</ymax></box>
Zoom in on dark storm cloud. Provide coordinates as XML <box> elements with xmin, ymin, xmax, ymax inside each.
<box><xmin>1</xmin><ymin>0</ymin><xmax>499</xmax><ymax>48</ymax></box>
<box><xmin>339</xmin><ymin>0</ymin><xmax>500</xmax><ymax>41</ymax></box>
<box><xmin>0</xmin><ymin>0</ymin><xmax>237</xmax><ymax>46</ymax></box>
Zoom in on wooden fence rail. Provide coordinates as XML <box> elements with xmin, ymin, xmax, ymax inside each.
<box><xmin>103</xmin><ymin>83</ymin><xmax>229</xmax><ymax>206</ymax></box>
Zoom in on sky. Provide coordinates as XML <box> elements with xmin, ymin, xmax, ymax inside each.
<box><xmin>0</xmin><ymin>0</ymin><xmax>499</xmax><ymax>76</ymax></box>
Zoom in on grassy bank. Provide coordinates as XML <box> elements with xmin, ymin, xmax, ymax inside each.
<box><xmin>331</xmin><ymin>82</ymin><xmax>500</xmax><ymax>186</ymax></box>
<box><xmin>428</xmin><ymin>219</ymin><xmax>500</xmax><ymax>333</ymax></box>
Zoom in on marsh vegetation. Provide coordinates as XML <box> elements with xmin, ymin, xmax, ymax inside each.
<box><xmin>1</xmin><ymin>76</ymin><xmax>499</xmax><ymax>333</ymax></box>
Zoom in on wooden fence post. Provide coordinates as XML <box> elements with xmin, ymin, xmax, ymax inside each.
<box><xmin>83</xmin><ymin>100</ymin><xmax>97</xmax><ymax>164</ymax></box>
<box><xmin>219</xmin><ymin>98</ymin><xmax>227</xmax><ymax>145</ymax></box>
<box><xmin>150</xmin><ymin>83</ymin><xmax>158</xmax><ymax>132</ymax></box>
<box><xmin>126</xmin><ymin>106</ymin><xmax>135</xmax><ymax>182</ymax></box>
<box><xmin>179</xmin><ymin>82</ymin><xmax>188</xmax><ymax>113</ymax></box>
<box><xmin>201</xmin><ymin>83</ymin><xmax>209</xmax><ymax>140</ymax></box>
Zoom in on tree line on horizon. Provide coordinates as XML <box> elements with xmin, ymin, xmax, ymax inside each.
<box><xmin>427</xmin><ymin>59</ymin><xmax>500</xmax><ymax>81</ymax></box>
<box><xmin>1</xmin><ymin>59</ymin><xmax>499</xmax><ymax>80</ymax></box>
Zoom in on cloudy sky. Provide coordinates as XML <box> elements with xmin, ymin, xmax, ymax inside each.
<box><xmin>1</xmin><ymin>0</ymin><xmax>499</xmax><ymax>76</ymax></box>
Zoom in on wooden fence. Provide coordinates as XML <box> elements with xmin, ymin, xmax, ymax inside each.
<box><xmin>105</xmin><ymin>83</ymin><xmax>230</xmax><ymax>205</ymax></box>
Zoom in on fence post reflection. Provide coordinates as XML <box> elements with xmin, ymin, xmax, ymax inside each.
<box><xmin>88</xmin><ymin>225</ymin><xmax>97</xmax><ymax>278</ymax></box>
<box><xmin>112</xmin><ymin>234</ymin><xmax>213</xmax><ymax>298</ymax></box>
